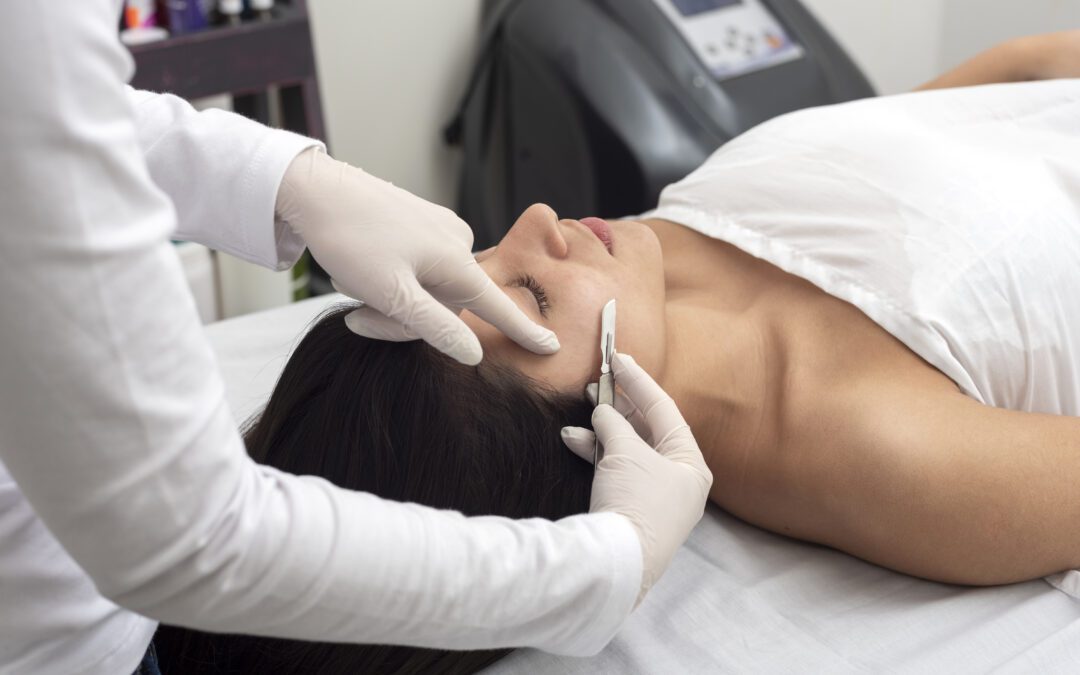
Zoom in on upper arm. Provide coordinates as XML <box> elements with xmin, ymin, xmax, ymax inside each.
<box><xmin>816</xmin><ymin>383</ymin><xmax>1080</xmax><ymax>586</ymax></box>
<box><xmin>913</xmin><ymin>39</ymin><xmax>1034</xmax><ymax>92</ymax></box>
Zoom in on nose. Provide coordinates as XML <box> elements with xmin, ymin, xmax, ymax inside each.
<box><xmin>520</xmin><ymin>203</ymin><xmax>568</xmax><ymax>259</ymax></box>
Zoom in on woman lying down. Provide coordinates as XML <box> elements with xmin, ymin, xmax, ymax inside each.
<box><xmin>156</xmin><ymin>32</ymin><xmax>1080</xmax><ymax>674</ymax></box>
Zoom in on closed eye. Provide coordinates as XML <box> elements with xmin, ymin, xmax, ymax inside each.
<box><xmin>512</xmin><ymin>274</ymin><xmax>550</xmax><ymax>318</ymax></box>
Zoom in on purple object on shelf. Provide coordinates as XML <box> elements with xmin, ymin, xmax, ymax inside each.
<box><xmin>164</xmin><ymin>0</ymin><xmax>212</xmax><ymax>34</ymax></box>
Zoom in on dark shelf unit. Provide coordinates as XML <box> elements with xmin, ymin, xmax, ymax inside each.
<box><xmin>126</xmin><ymin>0</ymin><xmax>332</xmax><ymax>297</ymax></box>
<box><xmin>127</xmin><ymin>0</ymin><xmax>327</xmax><ymax>145</ymax></box>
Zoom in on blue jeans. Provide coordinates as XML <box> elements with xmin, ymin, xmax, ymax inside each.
<box><xmin>132</xmin><ymin>640</ymin><xmax>161</xmax><ymax>675</ymax></box>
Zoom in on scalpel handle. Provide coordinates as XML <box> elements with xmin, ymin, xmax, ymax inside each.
<box><xmin>597</xmin><ymin>371</ymin><xmax>614</xmax><ymax>407</ymax></box>
<box><xmin>593</xmin><ymin>371</ymin><xmax>615</xmax><ymax>466</ymax></box>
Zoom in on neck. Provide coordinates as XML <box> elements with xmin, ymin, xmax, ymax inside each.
<box><xmin>642</xmin><ymin>216</ymin><xmax>785</xmax><ymax>466</ymax></box>
<box><xmin>655</xmin><ymin>294</ymin><xmax>779</xmax><ymax>465</ymax></box>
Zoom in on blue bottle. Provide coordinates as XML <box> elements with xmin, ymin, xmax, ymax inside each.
<box><xmin>164</xmin><ymin>0</ymin><xmax>211</xmax><ymax>34</ymax></box>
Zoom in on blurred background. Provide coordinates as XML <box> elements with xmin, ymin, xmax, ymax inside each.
<box><xmin>309</xmin><ymin>0</ymin><xmax>1080</xmax><ymax>209</ymax></box>
<box><xmin>146</xmin><ymin>1</ymin><xmax>1079</xmax><ymax>322</ymax></box>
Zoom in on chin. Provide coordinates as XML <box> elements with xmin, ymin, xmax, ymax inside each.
<box><xmin>627</xmin><ymin>220</ymin><xmax>666</xmax><ymax>293</ymax></box>
<box><xmin>614</xmin><ymin>220</ymin><xmax>663</xmax><ymax>264</ymax></box>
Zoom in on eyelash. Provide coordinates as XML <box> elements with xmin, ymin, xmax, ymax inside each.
<box><xmin>514</xmin><ymin>274</ymin><xmax>550</xmax><ymax>317</ymax></box>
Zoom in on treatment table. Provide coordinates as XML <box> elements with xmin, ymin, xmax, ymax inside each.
<box><xmin>205</xmin><ymin>294</ymin><xmax>1080</xmax><ymax>674</ymax></box>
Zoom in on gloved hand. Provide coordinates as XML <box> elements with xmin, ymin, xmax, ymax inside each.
<box><xmin>275</xmin><ymin>148</ymin><xmax>560</xmax><ymax>365</ymax></box>
<box><xmin>561</xmin><ymin>353</ymin><xmax>713</xmax><ymax>606</ymax></box>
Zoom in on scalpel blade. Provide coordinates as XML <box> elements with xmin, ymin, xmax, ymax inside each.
<box><xmin>594</xmin><ymin>299</ymin><xmax>616</xmax><ymax>465</ymax></box>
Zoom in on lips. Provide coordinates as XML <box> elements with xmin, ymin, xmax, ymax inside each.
<box><xmin>580</xmin><ymin>217</ymin><xmax>613</xmax><ymax>254</ymax></box>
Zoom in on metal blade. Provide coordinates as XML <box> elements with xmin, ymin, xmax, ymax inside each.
<box><xmin>599</xmin><ymin>299</ymin><xmax>616</xmax><ymax>372</ymax></box>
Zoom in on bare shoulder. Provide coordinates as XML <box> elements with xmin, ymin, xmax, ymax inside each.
<box><xmin>702</xmin><ymin>272</ymin><xmax>965</xmax><ymax>541</ymax></box>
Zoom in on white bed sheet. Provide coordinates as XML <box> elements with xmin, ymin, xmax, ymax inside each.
<box><xmin>205</xmin><ymin>294</ymin><xmax>1080</xmax><ymax>674</ymax></box>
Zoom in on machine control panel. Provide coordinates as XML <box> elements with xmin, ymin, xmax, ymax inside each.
<box><xmin>651</xmin><ymin>0</ymin><xmax>804</xmax><ymax>81</ymax></box>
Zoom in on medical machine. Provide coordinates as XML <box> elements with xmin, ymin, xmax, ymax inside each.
<box><xmin>446</xmin><ymin>0</ymin><xmax>875</xmax><ymax>248</ymax></box>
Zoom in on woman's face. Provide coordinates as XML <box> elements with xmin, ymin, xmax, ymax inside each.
<box><xmin>462</xmin><ymin>204</ymin><xmax>667</xmax><ymax>393</ymax></box>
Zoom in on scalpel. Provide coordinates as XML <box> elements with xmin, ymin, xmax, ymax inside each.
<box><xmin>594</xmin><ymin>299</ymin><xmax>616</xmax><ymax>466</ymax></box>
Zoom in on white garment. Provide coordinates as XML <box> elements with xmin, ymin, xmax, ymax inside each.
<box><xmin>0</xmin><ymin>2</ymin><xmax>640</xmax><ymax>674</ymax></box>
<box><xmin>645</xmin><ymin>78</ymin><xmax>1080</xmax><ymax>599</ymax></box>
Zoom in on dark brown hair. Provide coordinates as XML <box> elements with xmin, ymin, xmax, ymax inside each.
<box><xmin>154</xmin><ymin>304</ymin><xmax>594</xmax><ymax>674</ymax></box>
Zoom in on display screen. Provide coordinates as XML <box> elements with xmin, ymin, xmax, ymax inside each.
<box><xmin>669</xmin><ymin>0</ymin><xmax>742</xmax><ymax>17</ymax></box>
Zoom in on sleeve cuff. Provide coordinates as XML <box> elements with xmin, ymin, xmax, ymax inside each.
<box><xmin>243</xmin><ymin>129</ymin><xmax>324</xmax><ymax>271</ymax></box>
<box><xmin>551</xmin><ymin>512</ymin><xmax>643</xmax><ymax>657</ymax></box>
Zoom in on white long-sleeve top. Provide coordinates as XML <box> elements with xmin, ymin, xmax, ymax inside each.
<box><xmin>0</xmin><ymin>2</ymin><xmax>641</xmax><ymax>673</ymax></box>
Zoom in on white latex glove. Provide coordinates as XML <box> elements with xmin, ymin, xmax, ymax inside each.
<box><xmin>561</xmin><ymin>353</ymin><xmax>713</xmax><ymax>605</ymax></box>
<box><xmin>275</xmin><ymin>148</ymin><xmax>560</xmax><ymax>365</ymax></box>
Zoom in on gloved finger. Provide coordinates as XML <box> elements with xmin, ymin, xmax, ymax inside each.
<box><xmin>591</xmin><ymin>404</ymin><xmax>647</xmax><ymax>456</ymax></box>
<box><xmin>330</xmin><ymin>278</ymin><xmax>361</xmax><ymax>301</ymax></box>
<box><xmin>331</xmin><ymin>278</ymin><xmax>420</xmax><ymax>341</ymax></box>
<box><xmin>585</xmin><ymin>382</ymin><xmax>651</xmax><ymax>442</ymax></box>
<box><xmin>405</xmin><ymin>295</ymin><xmax>484</xmax><ymax>365</ymax></box>
<box><xmin>351</xmin><ymin>273</ymin><xmax>485</xmax><ymax>366</ymax></box>
<box><xmin>611</xmin><ymin>353</ymin><xmax>700</xmax><ymax>462</ymax></box>
<box><xmin>561</xmin><ymin>426</ymin><xmax>597</xmax><ymax>463</ymax></box>
<box><xmin>334</xmin><ymin>276</ymin><xmax>425</xmax><ymax>342</ymax></box>
<box><xmin>343</xmin><ymin>307</ymin><xmax>419</xmax><ymax>341</ymax></box>
<box><xmin>427</xmin><ymin>260</ymin><xmax>560</xmax><ymax>356</ymax></box>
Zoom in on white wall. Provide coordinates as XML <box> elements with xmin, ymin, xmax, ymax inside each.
<box><xmin>802</xmin><ymin>0</ymin><xmax>1080</xmax><ymax>93</ymax></box>
<box><xmin>307</xmin><ymin>0</ymin><xmax>483</xmax><ymax>207</ymax></box>
<box><xmin>800</xmin><ymin>0</ymin><xmax>946</xmax><ymax>94</ymax></box>
<box><xmin>938</xmin><ymin>0</ymin><xmax>1080</xmax><ymax>69</ymax></box>
<box><xmin>306</xmin><ymin>2</ymin><xmax>1079</xmax><ymax>208</ymax></box>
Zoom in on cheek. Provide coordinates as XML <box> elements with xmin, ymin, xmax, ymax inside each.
<box><xmin>552</xmin><ymin>274</ymin><xmax>666</xmax><ymax>385</ymax></box>
<box><xmin>547</xmin><ymin>254</ymin><xmax>667</xmax><ymax>381</ymax></box>
<box><xmin>560</xmin><ymin>272</ymin><xmax>618</xmax><ymax>323</ymax></box>
<box><xmin>552</xmin><ymin>275</ymin><xmax>614</xmax><ymax>369</ymax></box>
